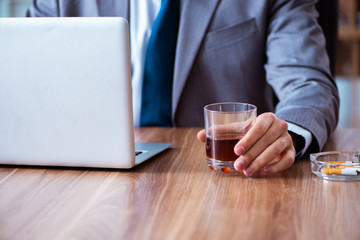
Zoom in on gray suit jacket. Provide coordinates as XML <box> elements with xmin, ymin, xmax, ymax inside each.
<box><xmin>27</xmin><ymin>0</ymin><xmax>339</xmax><ymax>153</ymax></box>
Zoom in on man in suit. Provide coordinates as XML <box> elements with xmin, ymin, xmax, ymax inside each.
<box><xmin>27</xmin><ymin>0</ymin><xmax>339</xmax><ymax>176</ymax></box>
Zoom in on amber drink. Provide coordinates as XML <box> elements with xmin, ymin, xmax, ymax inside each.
<box><xmin>204</xmin><ymin>103</ymin><xmax>256</xmax><ymax>173</ymax></box>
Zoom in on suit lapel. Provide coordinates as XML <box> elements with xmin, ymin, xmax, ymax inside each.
<box><xmin>172</xmin><ymin>0</ymin><xmax>221</xmax><ymax>115</ymax></box>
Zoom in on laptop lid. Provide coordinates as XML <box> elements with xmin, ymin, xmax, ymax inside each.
<box><xmin>0</xmin><ymin>17</ymin><xmax>169</xmax><ymax>169</ymax></box>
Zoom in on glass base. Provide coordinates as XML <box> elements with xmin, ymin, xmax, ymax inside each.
<box><xmin>206</xmin><ymin>158</ymin><xmax>237</xmax><ymax>173</ymax></box>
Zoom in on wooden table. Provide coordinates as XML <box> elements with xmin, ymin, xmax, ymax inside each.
<box><xmin>1</xmin><ymin>128</ymin><xmax>359</xmax><ymax>240</ymax></box>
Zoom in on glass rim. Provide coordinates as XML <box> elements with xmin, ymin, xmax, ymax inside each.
<box><xmin>204</xmin><ymin>102</ymin><xmax>257</xmax><ymax>113</ymax></box>
<box><xmin>310</xmin><ymin>151</ymin><xmax>360</xmax><ymax>163</ymax></box>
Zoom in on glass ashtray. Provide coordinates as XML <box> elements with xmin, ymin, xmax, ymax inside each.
<box><xmin>310</xmin><ymin>151</ymin><xmax>360</xmax><ymax>181</ymax></box>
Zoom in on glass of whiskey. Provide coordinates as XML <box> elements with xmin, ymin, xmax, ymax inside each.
<box><xmin>204</xmin><ymin>102</ymin><xmax>257</xmax><ymax>173</ymax></box>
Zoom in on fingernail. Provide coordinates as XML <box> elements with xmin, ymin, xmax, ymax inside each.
<box><xmin>244</xmin><ymin>167</ymin><xmax>252</xmax><ymax>176</ymax></box>
<box><xmin>234</xmin><ymin>160</ymin><xmax>244</xmax><ymax>171</ymax></box>
<box><xmin>235</xmin><ymin>146</ymin><xmax>245</xmax><ymax>155</ymax></box>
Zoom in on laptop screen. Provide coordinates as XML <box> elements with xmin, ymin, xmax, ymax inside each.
<box><xmin>0</xmin><ymin>17</ymin><xmax>138</xmax><ymax>168</ymax></box>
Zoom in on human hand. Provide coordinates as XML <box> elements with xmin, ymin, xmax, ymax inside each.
<box><xmin>197</xmin><ymin>112</ymin><xmax>296</xmax><ymax>176</ymax></box>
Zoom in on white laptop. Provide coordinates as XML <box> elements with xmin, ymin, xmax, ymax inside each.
<box><xmin>0</xmin><ymin>17</ymin><xmax>171</xmax><ymax>168</ymax></box>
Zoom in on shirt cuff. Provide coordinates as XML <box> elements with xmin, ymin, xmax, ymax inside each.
<box><xmin>287</xmin><ymin>122</ymin><xmax>312</xmax><ymax>157</ymax></box>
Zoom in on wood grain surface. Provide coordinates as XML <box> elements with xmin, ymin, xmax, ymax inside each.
<box><xmin>0</xmin><ymin>128</ymin><xmax>359</xmax><ymax>240</ymax></box>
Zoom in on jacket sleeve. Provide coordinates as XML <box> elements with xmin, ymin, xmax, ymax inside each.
<box><xmin>26</xmin><ymin>0</ymin><xmax>59</xmax><ymax>17</ymax></box>
<box><xmin>265</xmin><ymin>0</ymin><xmax>339</xmax><ymax>153</ymax></box>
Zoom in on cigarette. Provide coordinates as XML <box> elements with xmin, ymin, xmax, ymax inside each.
<box><xmin>322</xmin><ymin>166</ymin><xmax>360</xmax><ymax>175</ymax></box>
<box><xmin>327</xmin><ymin>161</ymin><xmax>353</xmax><ymax>164</ymax></box>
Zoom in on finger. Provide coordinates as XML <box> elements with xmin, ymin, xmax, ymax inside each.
<box><xmin>197</xmin><ymin>129</ymin><xmax>206</xmax><ymax>142</ymax></box>
<box><xmin>266</xmin><ymin>154</ymin><xmax>282</xmax><ymax>165</ymax></box>
<box><xmin>241</xmin><ymin>131</ymin><xmax>292</xmax><ymax>176</ymax></box>
<box><xmin>234</xmin><ymin>113</ymin><xmax>276</xmax><ymax>156</ymax></box>
<box><xmin>263</xmin><ymin>147</ymin><xmax>295</xmax><ymax>173</ymax></box>
<box><xmin>237</xmin><ymin>116</ymin><xmax>288</xmax><ymax>164</ymax></box>
<box><xmin>235</xmin><ymin>151</ymin><xmax>282</xmax><ymax>172</ymax></box>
